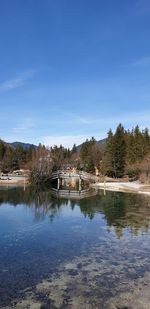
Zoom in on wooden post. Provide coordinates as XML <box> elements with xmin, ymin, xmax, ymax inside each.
<box><xmin>57</xmin><ymin>176</ymin><xmax>60</xmax><ymax>190</ymax></box>
<box><xmin>24</xmin><ymin>176</ymin><xmax>26</xmax><ymax>191</ymax></box>
<box><xmin>104</xmin><ymin>176</ymin><xmax>106</xmax><ymax>196</ymax></box>
<box><xmin>79</xmin><ymin>176</ymin><xmax>82</xmax><ymax>192</ymax></box>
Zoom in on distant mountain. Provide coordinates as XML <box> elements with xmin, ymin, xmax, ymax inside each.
<box><xmin>7</xmin><ymin>141</ymin><xmax>37</xmax><ymax>150</ymax></box>
<box><xmin>97</xmin><ymin>138</ymin><xmax>106</xmax><ymax>147</ymax></box>
<box><xmin>6</xmin><ymin>138</ymin><xmax>106</xmax><ymax>151</ymax></box>
<box><xmin>76</xmin><ymin>138</ymin><xmax>106</xmax><ymax>152</ymax></box>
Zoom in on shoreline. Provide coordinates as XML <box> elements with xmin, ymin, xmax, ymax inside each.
<box><xmin>1</xmin><ymin>177</ymin><xmax>150</xmax><ymax>196</ymax></box>
<box><xmin>0</xmin><ymin>176</ymin><xmax>29</xmax><ymax>185</ymax></box>
<box><xmin>92</xmin><ymin>181</ymin><xmax>150</xmax><ymax>195</ymax></box>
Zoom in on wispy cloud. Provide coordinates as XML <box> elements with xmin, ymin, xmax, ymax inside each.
<box><xmin>41</xmin><ymin>110</ymin><xmax>150</xmax><ymax>148</ymax></box>
<box><xmin>38</xmin><ymin>111</ymin><xmax>101</xmax><ymax>126</ymax></box>
<box><xmin>130</xmin><ymin>56</ymin><xmax>150</xmax><ymax>67</ymax></box>
<box><xmin>1</xmin><ymin>109</ymin><xmax>150</xmax><ymax>148</ymax></box>
<box><xmin>0</xmin><ymin>70</ymin><xmax>35</xmax><ymax>92</ymax></box>
<box><xmin>12</xmin><ymin>117</ymin><xmax>35</xmax><ymax>134</ymax></box>
<box><xmin>56</xmin><ymin>111</ymin><xmax>96</xmax><ymax>125</ymax></box>
<box><xmin>45</xmin><ymin>109</ymin><xmax>150</xmax><ymax>128</ymax></box>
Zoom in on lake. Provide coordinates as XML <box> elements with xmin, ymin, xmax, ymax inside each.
<box><xmin>0</xmin><ymin>186</ymin><xmax>150</xmax><ymax>309</ymax></box>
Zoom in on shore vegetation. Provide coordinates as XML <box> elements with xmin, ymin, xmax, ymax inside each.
<box><xmin>0</xmin><ymin>124</ymin><xmax>150</xmax><ymax>184</ymax></box>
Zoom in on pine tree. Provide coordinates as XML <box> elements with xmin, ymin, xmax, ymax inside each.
<box><xmin>113</xmin><ymin>124</ymin><xmax>126</xmax><ymax>178</ymax></box>
<box><xmin>126</xmin><ymin>129</ymin><xmax>135</xmax><ymax>165</ymax></box>
<box><xmin>142</xmin><ymin>128</ymin><xmax>150</xmax><ymax>157</ymax></box>
<box><xmin>80</xmin><ymin>137</ymin><xmax>96</xmax><ymax>172</ymax></box>
<box><xmin>133</xmin><ymin>125</ymin><xmax>143</xmax><ymax>162</ymax></box>
<box><xmin>102</xmin><ymin>129</ymin><xmax>114</xmax><ymax>177</ymax></box>
<box><xmin>0</xmin><ymin>139</ymin><xmax>6</xmax><ymax>161</ymax></box>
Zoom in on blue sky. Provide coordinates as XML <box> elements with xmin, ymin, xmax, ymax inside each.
<box><xmin>0</xmin><ymin>0</ymin><xmax>150</xmax><ymax>148</ymax></box>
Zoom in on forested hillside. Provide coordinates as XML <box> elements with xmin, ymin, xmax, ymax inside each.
<box><xmin>1</xmin><ymin>124</ymin><xmax>150</xmax><ymax>183</ymax></box>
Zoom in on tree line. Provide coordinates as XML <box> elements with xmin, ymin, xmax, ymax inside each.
<box><xmin>0</xmin><ymin>141</ymin><xmax>34</xmax><ymax>172</ymax></box>
<box><xmin>102</xmin><ymin>124</ymin><xmax>150</xmax><ymax>180</ymax></box>
<box><xmin>0</xmin><ymin>123</ymin><xmax>150</xmax><ymax>184</ymax></box>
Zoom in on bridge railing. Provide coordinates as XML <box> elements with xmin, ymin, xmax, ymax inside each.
<box><xmin>50</xmin><ymin>170</ymin><xmax>98</xmax><ymax>182</ymax></box>
<box><xmin>79</xmin><ymin>171</ymin><xmax>98</xmax><ymax>180</ymax></box>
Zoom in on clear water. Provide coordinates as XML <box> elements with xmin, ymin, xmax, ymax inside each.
<box><xmin>0</xmin><ymin>186</ymin><xmax>150</xmax><ymax>309</ymax></box>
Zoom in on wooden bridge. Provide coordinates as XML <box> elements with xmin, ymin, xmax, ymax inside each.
<box><xmin>50</xmin><ymin>170</ymin><xmax>98</xmax><ymax>181</ymax></box>
<box><xmin>50</xmin><ymin>170</ymin><xmax>98</xmax><ymax>190</ymax></box>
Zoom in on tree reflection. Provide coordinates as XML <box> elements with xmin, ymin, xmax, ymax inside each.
<box><xmin>0</xmin><ymin>186</ymin><xmax>150</xmax><ymax>236</ymax></box>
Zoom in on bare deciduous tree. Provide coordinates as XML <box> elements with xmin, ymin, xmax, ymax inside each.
<box><xmin>30</xmin><ymin>145</ymin><xmax>54</xmax><ymax>184</ymax></box>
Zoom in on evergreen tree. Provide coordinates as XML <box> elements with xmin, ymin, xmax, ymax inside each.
<box><xmin>126</xmin><ymin>129</ymin><xmax>135</xmax><ymax>165</ymax></box>
<box><xmin>1</xmin><ymin>147</ymin><xmax>14</xmax><ymax>172</ymax></box>
<box><xmin>102</xmin><ymin>125</ymin><xmax>126</xmax><ymax>178</ymax></box>
<box><xmin>113</xmin><ymin>124</ymin><xmax>126</xmax><ymax>177</ymax></box>
<box><xmin>80</xmin><ymin>137</ymin><xmax>96</xmax><ymax>172</ymax></box>
<box><xmin>70</xmin><ymin>144</ymin><xmax>78</xmax><ymax>163</ymax></box>
<box><xmin>0</xmin><ymin>139</ymin><xmax>6</xmax><ymax>161</ymax></box>
<box><xmin>71</xmin><ymin>144</ymin><xmax>77</xmax><ymax>155</ymax></box>
<box><xmin>142</xmin><ymin>128</ymin><xmax>150</xmax><ymax>157</ymax></box>
<box><xmin>102</xmin><ymin>129</ymin><xmax>114</xmax><ymax>177</ymax></box>
<box><xmin>133</xmin><ymin>125</ymin><xmax>143</xmax><ymax>162</ymax></box>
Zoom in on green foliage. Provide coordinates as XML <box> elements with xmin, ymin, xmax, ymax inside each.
<box><xmin>51</xmin><ymin>145</ymin><xmax>70</xmax><ymax>170</ymax></box>
<box><xmin>126</xmin><ymin>127</ymin><xmax>150</xmax><ymax>165</ymax></box>
<box><xmin>80</xmin><ymin>138</ymin><xmax>95</xmax><ymax>162</ymax></box>
<box><xmin>102</xmin><ymin>129</ymin><xmax>114</xmax><ymax>177</ymax></box>
<box><xmin>102</xmin><ymin>124</ymin><xmax>150</xmax><ymax>178</ymax></box>
<box><xmin>0</xmin><ymin>141</ymin><xmax>35</xmax><ymax>172</ymax></box>
<box><xmin>113</xmin><ymin>124</ymin><xmax>126</xmax><ymax>177</ymax></box>
<box><xmin>71</xmin><ymin>144</ymin><xmax>77</xmax><ymax>155</ymax></box>
<box><xmin>80</xmin><ymin>137</ymin><xmax>99</xmax><ymax>172</ymax></box>
<box><xmin>0</xmin><ymin>139</ymin><xmax>6</xmax><ymax>160</ymax></box>
<box><xmin>0</xmin><ymin>124</ymin><xmax>150</xmax><ymax>180</ymax></box>
<box><xmin>102</xmin><ymin>125</ymin><xmax>126</xmax><ymax>177</ymax></box>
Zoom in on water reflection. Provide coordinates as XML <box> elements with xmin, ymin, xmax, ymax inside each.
<box><xmin>0</xmin><ymin>186</ymin><xmax>150</xmax><ymax>237</ymax></box>
<box><xmin>0</xmin><ymin>186</ymin><xmax>150</xmax><ymax>308</ymax></box>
